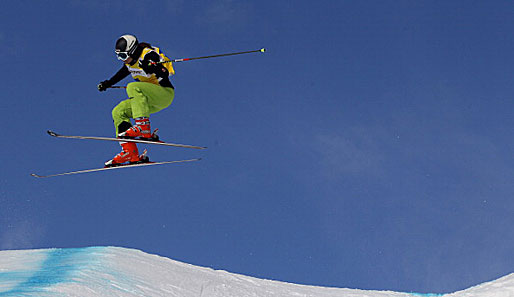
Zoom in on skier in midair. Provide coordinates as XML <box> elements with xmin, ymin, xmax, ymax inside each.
<box><xmin>98</xmin><ymin>34</ymin><xmax>175</xmax><ymax>167</ymax></box>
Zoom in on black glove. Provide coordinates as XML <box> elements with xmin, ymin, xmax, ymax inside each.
<box><xmin>97</xmin><ymin>80</ymin><xmax>112</xmax><ymax>92</ymax></box>
<box><xmin>140</xmin><ymin>61</ymin><xmax>169</xmax><ymax>78</ymax></box>
<box><xmin>139</xmin><ymin>51</ymin><xmax>169</xmax><ymax>78</ymax></box>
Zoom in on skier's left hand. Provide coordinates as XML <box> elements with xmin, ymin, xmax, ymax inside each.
<box><xmin>139</xmin><ymin>51</ymin><xmax>169</xmax><ymax>78</ymax></box>
<box><xmin>139</xmin><ymin>59</ymin><xmax>158</xmax><ymax>74</ymax></box>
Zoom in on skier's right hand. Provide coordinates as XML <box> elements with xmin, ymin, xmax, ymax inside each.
<box><xmin>97</xmin><ymin>80</ymin><xmax>111</xmax><ymax>92</ymax></box>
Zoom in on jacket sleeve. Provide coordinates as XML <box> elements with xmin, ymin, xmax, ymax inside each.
<box><xmin>107</xmin><ymin>65</ymin><xmax>131</xmax><ymax>85</ymax></box>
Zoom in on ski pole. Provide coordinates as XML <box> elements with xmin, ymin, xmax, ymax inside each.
<box><xmin>109</xmin><ymin>48</ymin><xmax>266</xmax><ymax>88</ymax></box>
<box><xmin>152</xmin><ymin>48</ymin><xmax>266</xmax><ymax>65</ymax></box>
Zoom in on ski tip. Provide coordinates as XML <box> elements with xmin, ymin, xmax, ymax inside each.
<box><xmin>30</xmin><ymin>173</ymin><xmax>43</xmax><ymax>178</ymax></box>
<box><xmin>47</xmin><ymin>130</ymin><xmax>58</xmax><ymax>137</ymax></box>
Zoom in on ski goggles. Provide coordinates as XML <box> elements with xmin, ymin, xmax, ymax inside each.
<box><xmin>115</xmin><ymin>51</ymin><xmax>130</xmax><ymax>61</ymax></box>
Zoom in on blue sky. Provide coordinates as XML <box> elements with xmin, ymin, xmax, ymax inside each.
<box><xmin>1</xmin><ymin>0</ymin><xmax>513</xmax><ymax>294</ymax></box>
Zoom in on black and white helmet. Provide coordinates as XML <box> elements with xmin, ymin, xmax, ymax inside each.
<box><xmin>115</xmin><ymin>34</ymin><xmax>138</xmax><ymax>61</ymax></box>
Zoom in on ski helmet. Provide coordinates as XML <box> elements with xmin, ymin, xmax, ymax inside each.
<box><xmin>115</xmin><ymin>34</ymin><xmax>138</xmax><ymax>61</ymax></box>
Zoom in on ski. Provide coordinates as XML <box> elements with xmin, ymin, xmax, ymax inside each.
<box><xmin>47</xmin><ymin>130</ymin><xmax>207</xmax><ymax>150</ymax></box>
<box><xmin>30</xmin><ymin>158</ymin><xmax>201</xmax><ymax>178</ymax></box>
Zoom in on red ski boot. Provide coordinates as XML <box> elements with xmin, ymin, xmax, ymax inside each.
<box><xmin>104</xmin><ymin>142</ymin><xmax>141</xmax><ymax>167</ymax></box>
<box><xmin>118</xmin><ymin>117</ymin><xmax>154</xmax><ymax>139</ymax></box>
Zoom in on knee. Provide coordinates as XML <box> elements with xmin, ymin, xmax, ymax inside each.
<box><xmin>111</xmin><ymin>105</ymin><xmax>122</xmax><ymax>120</ymax></box>
<box><xmin>112</xmin><ymin>102</ymin><xmax>131</xmax><ymax>122</ymax></box>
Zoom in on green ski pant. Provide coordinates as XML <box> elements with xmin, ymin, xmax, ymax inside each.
<box><xmin>111</xmin><ymin>82</ymin><xmax>174</xmax><ymax>135</ymax></box>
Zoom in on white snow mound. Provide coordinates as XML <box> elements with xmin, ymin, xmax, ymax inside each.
<box><xmin>0</xmin><ymin>247</ymin><xmax>512</xmax><ymax>297</ymax></box>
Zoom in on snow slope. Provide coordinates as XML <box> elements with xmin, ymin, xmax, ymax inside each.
<box><xmin>0</xmin><ymin>247</ymin><xmax>512</xmax><ymax>297</ymax></box>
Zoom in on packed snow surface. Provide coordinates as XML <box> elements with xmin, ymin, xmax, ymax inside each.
<box><xmin>0</xmin><ymin>247</ymin><xmax>512</xmax><ymax>297</ymax></box>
